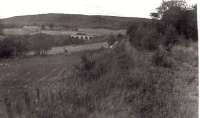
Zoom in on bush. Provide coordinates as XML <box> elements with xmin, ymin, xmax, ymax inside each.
<box><xmin>29</xmin><ymin>33</ymin><xmax>54</xmax><ymax>55</ymax></box>
<box><xmin>0</xmin><ymin>36</ymin><xmax>29</xmax><ymax>58</ymax></box>
<box><xmin>107</xmin><ymin>35</ymin><xmax>116</xmax><ymax>46</ymax></box>
<box><xmin>72</xmin><ymin>44</ymin><xmax>182</xmax><ymax>118</ymax></box>
<box><xmin>152</xmin><ymin>46</ymin><xmax>175</xmax><ymax>68</ymax></box>
<box><xmin>141</xmin><ymin>28</ymin><xmax>161</xmax><ymax>50</ymax></box>
<box><xmin>128</xmin><ymin>24</ymin><xmax>161</xmax><ymax>50</ymax></box>
<box><xmin>151</xmin><ymin>0</ymin><xmax>197</xmax><ymax>41</ymax></box>
<box><xmin>161</xmin><ymin>25</ymin><xmax>178</xmax><ymax>50</ymax></box>
<box><xmin>74</xmin><ymin>50</ymin><xmax>111</xmax><ymax>81</ymax></box>
<box><xmin>106</xmin><ymin>34</ymin><xmax>123</xmax><ymax>47</ymax></box>
<box><xmin>0</xmin><ymin>39</ymin><xmax>16</xmax><ymax>58</ymax></box>
<box><xmin>1</xmin><ymin>42</ymin><xmax>195</xmax><ymax>118</ymax></box>
<box><xmin>127</xmin><ymin>66</ymin><xmax>178</xmax><ymax>118</ymax></box>
<box><xmin>171</xmin><ymin>43</ymin><xmax>198</xmax><ymax>67</ymax></box>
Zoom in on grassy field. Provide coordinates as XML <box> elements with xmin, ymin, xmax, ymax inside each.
<box><xmin>0</xmin><ymin>40</ymin><xmax>197</xmax><ymax>118</ymax></box>
<box><xmin>26</xmin><ymin>42</ymin><xmax>109</xmax><ymax>56</ymax></box>
<box><xmin>0</xmin><ymin>53</ymin><xmax>82</xmax><ymax>117</ymax></box>
<box><xmin>3</xmin><ymin>28</ymin><xmax>126</xmax><ymax>36</ymax></box>
<box><xmin>78</xmin><ymin>28</ymin><xmax>126</xmax><ymax>36</ymax></box>
<box><xmin>48</xmin><ymin>42</ymin><xmax>108</xmax><ymax>55</ymax></box>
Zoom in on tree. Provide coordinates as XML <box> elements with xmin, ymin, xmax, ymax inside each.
<box><xmin>107</xmin><ymin>35</ymin><xmax>117</xmax><ymax>46</ymax></box>
<box><xmin>30</xmin><ymin>33</ymin><xmax>53</xmax><ymax>55</ymax></box>
<box><xmin>14</xmin><ymin>37</ymin><xmax>30</xmax><ymax>56</ymax></box>
<box><xmin>0</xmin><ymin>19</ymin><xmax>4</xmax><ymax>35</ymax></box>
<box><xmin>184</xmin><ymin>5</ymin><xmax>198</xmax><ymax>40</ymax></box>
<box><xmin>0</xmin><ymin>36</ymin><xmax>30</xmax><ymax>58</ymax></box>
<box><xmin>127</xmin><ymin>22</ymin><xmax>161</xmax><ymax>50</ymax></box>
<box><xmin>155</xmin><ymin>0</ymin><xmax>187</xmax><ymax>19</ymax></box>
<box><xmin>151</xmin><ymin>0</ymin><xmax>198</xmax><ymax>41</ymax></box>
<box><xmin>162</xmin><ymin>25</ymin><xmax>178</xmax><ymax>50</ymax></box>
<box><xmin>150</xmin><ymin>12</ymin><xmax>159</xmax><ymax>20</ymax></box>
<box><xmin>0</xmin><ymin>38</ymin><xmax>16</xmax><ymax>58</ymax></box>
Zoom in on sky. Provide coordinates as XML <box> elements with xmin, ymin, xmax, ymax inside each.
<box><xmin>0</xmin><ymin>0</ymin><xmax>197</xmax><ymax>18</ymax></box>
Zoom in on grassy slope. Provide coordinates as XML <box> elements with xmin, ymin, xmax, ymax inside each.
<box><xmin>0</xmin><ymin>54</ymin><xmax>80</xmax><ymax>97</ymax></box>
<box><xmin>0</xmin><ymin>53</ymin><xmax>84</xmax><ymax>117</ymax></box>
<box><xmin>2</xmin><ymin>13</ymin><xmax>149</xmax><ymax>29</ymax></box>
<box><xmin>0</xmin><ymin>40</ymin><xmax>198</xmax><ymax>118</ymax></box>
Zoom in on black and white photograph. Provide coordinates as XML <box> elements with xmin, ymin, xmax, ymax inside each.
<box><xmin>0</xmin><ymin>0</ymin><xmax>198</xmax><ymax>118</ymax></box>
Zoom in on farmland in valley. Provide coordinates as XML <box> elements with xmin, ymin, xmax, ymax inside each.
<box><xmin>47</xmin><ymin>42</ymin><xmax>109</xmax><ymax>55</ymax></box>
<box><xmin>3</xmin><ymin>28</ymin><xmax>126</xmax><ymax>36</ymax></box>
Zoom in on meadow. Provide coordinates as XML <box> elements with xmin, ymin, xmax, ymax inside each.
<box><xmin>47</xmin><ymin>42</ymin><xmax>108</xmax><ymax>55</ymax></box>
<box><xmin>0</xmin><ymin>0</ymin><xmax>197</xmax><ymax>118</ymax></box>
<box><xmin>0</xmin><ymin>40</ymin><xmax>197</xmax><ymax>118</ymax></box>
<box><xmin>0</xmin><ymin>53</ymin><xmax>81</xmax><ymax>117</ymax></box>
<box><xmin>3</xmin><ymin>28</ymin><xmax>126</xmax><ymax>36</ymax></box>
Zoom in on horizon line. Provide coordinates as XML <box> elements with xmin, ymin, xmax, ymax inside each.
<box><xmin>1</xmin><ymin>13</ymin><xmax>151</xmax><ymax>19</ymax></box>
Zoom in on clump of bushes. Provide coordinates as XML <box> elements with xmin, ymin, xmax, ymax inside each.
<box><xmin>0</xmin><ymin>36</ymin><xmax>30</xmax><ymax>58</ymax></box>
<box><xmin>127</xmin><ymin>21</ymin><xmax>182</xmax><ymax>51</ymax></box>
<box><xmin>127</xmin><ymin>22</ymin><xmax>161</xmax><ymax>51</ymax></box>
<box><xmin>73</xmin><ymin>49</ymin><xmax>111</xmax><ymax>81</ymax></box>
<box><xmin>127</xmin><ymin>0</ymin><xmax>197</xmax><ymax>51</ymax></box>
<box><xmin>69</xmin><ymin>44</ymin><xmax>181</xmax><ymax>118</ymax></box>
<box><xmin>0</xmin><ymin>33</ymin><xmax>86</xmax><ymax>58</ymax></box>
<box><xmin>106</xmin><ymin>34</ymin><xmax>124</xmax><ymax>46</ymax></box>
<box><xmin>171</xmin><ymin>43</ymin><xmax>198</xmax><ymax>67</ymax></box>
<box><xmin>29</xmin><ymin>33</ymin><xmax>54</xmax><ymax>55</ymax></box>
<box><xmin>1</xmin><ymin>41</ymin><xmax>196</xmax><ymax>118</ymax></box>
<box><xmin>0</xmin><ymin>39</ymin><xmax>16</xmax><ymax>58</ymax></box>
<box><xmin>152</xmin><ymin>46</ymin><xmax>175</xmax><ymax>68</ymax></box>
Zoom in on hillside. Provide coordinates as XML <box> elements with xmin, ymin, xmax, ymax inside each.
<box><xmin>0</xmin><ymin>40</ymin><xmax>197</xmax><ymax>118</ymax></box>
<box><xmin>2</xmin><ymin>13</ymin><xmax>150</xmax><ymax>29</ymax></box>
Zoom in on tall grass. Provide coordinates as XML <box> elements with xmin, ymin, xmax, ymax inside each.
<box><xmin>0</xmin><ymin>41</ymin><xmax>197</xmax><ymax>118</ymax></box>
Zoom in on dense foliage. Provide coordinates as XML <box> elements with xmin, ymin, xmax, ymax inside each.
<box><xmin>0</xmin><ymin>34</ymin><xmax>85</xmax><ymax>58</ymax></box>
<box><xmin>0</xmin><ymin>36</ymin><xmax>30</xmax><ymax>58</ymax></box>
<box><xmin>127</xmin><ymin>0</ymin><xmax>197</xmax><ymax>50</ymax></box>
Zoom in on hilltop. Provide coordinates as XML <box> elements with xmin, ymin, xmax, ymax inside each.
<box><xmin>2</xmin><ymin>13</ymin><xmax>150</xmax><ymax>29</ymax></box>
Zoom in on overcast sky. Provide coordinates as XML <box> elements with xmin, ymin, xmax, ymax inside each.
<box><xmin>0</xmin><ymin>0</ymin><xmax>197</xmax><ymax>18</ymax></box>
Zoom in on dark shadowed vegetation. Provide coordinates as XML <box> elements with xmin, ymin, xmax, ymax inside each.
<box><xmin>127</xmin><ymin>0</ymin><xmax>197</xmax><ymax>50</ymax></box>
<box><xmin>0</xmin><ymin>36</ymin><xmax>30</xmax><ymax>58</ymax></box>
<box><xmin>0</xmin><ymin>33</ymin><xmax>86</xmax><ymax>58</ymax></box>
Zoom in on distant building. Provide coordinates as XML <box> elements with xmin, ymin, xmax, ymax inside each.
<box><xmin>70</xmin><ymin>32</ymin><xmax>95</xmax><ymax>40</ymax></box>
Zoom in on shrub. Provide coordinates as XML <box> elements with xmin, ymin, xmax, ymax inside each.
<box><xmin>0</xmin><ymin>36</ymin><xmax>30</xmax><ymax>58</ymax></box>
<box><xmin>72</xmin><ymin>44</ymin><xmax>180</xmax><ymax>118</ymax></box>
<box><xmin>171</xmin><ymin>43</ymin><xmax>198</xmax><ymax>67</ymax></box>
<box><xmin>126</xmin><ymin>66</ymin><xmax>178</xmax><ymax>118</ymax></box>
<box><xmin>106</xmin><ymin>34</ymin><xmax>123</xmax><ymax>47</ymax></box>
<box><xmin>74</xmin><ymin>50</ymin><xmax>111</xmax><ymax>82</ymax></box>
<box><xmin>128</xmin><ymin>24</ymin><xmax>161</xmax><ymax>50</ymax></box>
<box><xmin>161</xmin><ymin>25</ymin><xmax>178</xmax><ymax>50</ymax></box>
<box><xmin>29</xmin><ymin>33</ymin><xmax>54</xmax><ymax>55</ymax></box>
<box><xmin>13</xmin><ymin>36</ymin><xmax>30</xmax><ymax>56</ymax></box>
<box><xmin>1</xmin><ymin>39</ymin><xmax>196</xmax><ymax>118</ymax></box>
<box><xmin>107</xmin><ymin>35</ymin><xmax>116</xmax><ymax>46</ymax></box>
<box><xmin>0</xmin><ymin>39</ymin><xmax>16</xmax><ymax>58</ymax></box>
<box><xmin>141</xmin><ymin>28</ymin><xmax>161</xmax><ymax>50</ymax></box>
<box><xmin>151</xmin><ymin>0</ymin><xmax>198</xmax><ymax>41</ymax></box>
<box><xmin>152</xmin><ymin>46</ymin><xmax>175</xmax><ymax>68</ymax></box>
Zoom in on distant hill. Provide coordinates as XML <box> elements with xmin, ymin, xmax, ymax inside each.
<box><xmin>2</xmin><ymin>13</ymin><xmax>150</xmax><ymax>29</ymax></box>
